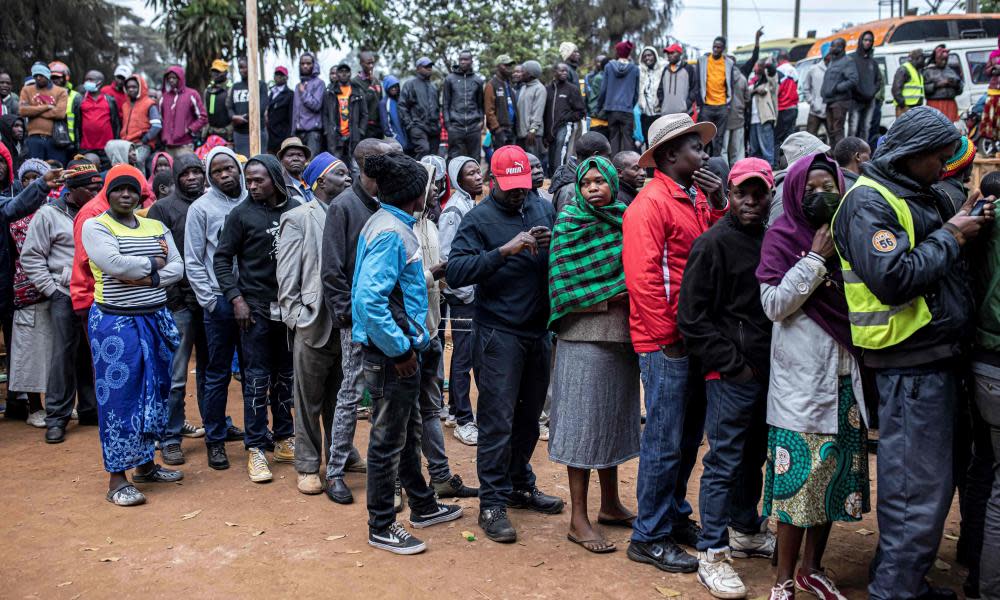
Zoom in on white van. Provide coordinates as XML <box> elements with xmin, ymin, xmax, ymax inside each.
<box><xmin>794</xmin><ymin>38</ymin><xmax>996</xmax><ymax>135</ymax></box>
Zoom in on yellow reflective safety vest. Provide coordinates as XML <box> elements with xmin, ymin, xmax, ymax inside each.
<box><xmin>832</xmin><ymin>175</ymin><xmax>933</xmax><ymax>349</ymax></box>
<box><xmin>897</xmin><ymin>62</ymin><xmax>925</xmax><ymax>107</ymax></box>
<box><xmin>66</xmin><ymin>88</ymin><xmax>79</xmax><ymax>142</ymax></box>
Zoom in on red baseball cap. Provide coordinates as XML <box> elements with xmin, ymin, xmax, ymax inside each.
<box><xmin>490</xmin><ymin>145</ymin><xmax>533</xmax><ymax>191</ymax></box>
<box><xmin>274</xmin><ymin>66</ymin><xmax>289</xmax><ymax>76</ymax></box>
<box><xmin>664</xmin><ymin>43</ymin><xmax>684</xmax><ymax>54</ymax></box>
<box><xmin>728</xmin><ymin>157</ymin><xmax>774</xmax><ymax>189</ymax></box>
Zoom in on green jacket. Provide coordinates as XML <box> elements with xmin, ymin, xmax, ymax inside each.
<box><xmin>975</xmin><ymin>220</ymin><xmax>1000</xmax><ymax>353</ymax></box>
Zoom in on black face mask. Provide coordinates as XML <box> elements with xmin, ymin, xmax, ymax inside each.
<box><xmin>802</xmin><ymin>191</ymin><xmax>842</xmax><ymax>228</ymax></box>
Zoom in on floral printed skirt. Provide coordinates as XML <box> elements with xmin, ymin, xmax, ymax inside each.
<box><xmin>763</xmin><ymin>376</ymin><xmax>871</xmax><ymax>528</ymax></box>
<box><xmin>90</xmin><ymin>305</ymin><xmax>179</xmax><ymax>473</ymax></box>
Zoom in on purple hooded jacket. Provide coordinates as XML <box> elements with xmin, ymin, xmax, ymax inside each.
<box><xmin>292</xmin><ymin>53</ymin><xmax>325</xmax><ymax>132</ymax></box>
<box><xmin>159</xmin><ymin>65</ymin><xmax>208</xmax><ymax>147</ymax></box>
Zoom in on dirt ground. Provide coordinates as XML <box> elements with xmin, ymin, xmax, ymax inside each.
<box><xmin>0</xmin><ymin>357</ymin><xmax>973</xmax><ymax>600</ymax></box>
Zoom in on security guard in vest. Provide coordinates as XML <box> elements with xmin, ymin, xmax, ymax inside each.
<box><xmin>892</xmin><ymin>48</ymin><xmax>926</xmax><ymax>117</ymax></box>
<box><xmin>48</xmin><ymin>61</ymin><xmax>79</xmax><ymax>154</ymax></box>
<box><xmin>832</xmin><ymin>107</ymin><xmax>993</xmax><ymax>600</ymax></box>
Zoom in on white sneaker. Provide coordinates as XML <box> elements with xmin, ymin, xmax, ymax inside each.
<box><xmin>453</xmin><ymin>423</ymin><xmax>478</xmax><ymax>446</ymax></box>
<box><xmin>26</xmin><ymin>410</ymin><xmax>46</xmax><ymax>428</ymax></box>
<box><xmin>70</xmin><ymin>409</ymin><xmax>78</xmax><ymax>420</ymax></box>
<box><xmin>730</xmin><ymin>526</ymin><xmax>775</xmax><ymax>559</ymax></box>
<box><xmin>538</xmin><ymin>423</ymin><xmax>550</xmax><ymax>441</ymax></box>
<box><xmin>444</xmin><ymin>414</ymin><xmax>457</xmax><ymax>428</ymax></box>
<box><xmin>697</xmin><ymin>549</ymin><xmax>747</xmax><ymax>599</ymax></box>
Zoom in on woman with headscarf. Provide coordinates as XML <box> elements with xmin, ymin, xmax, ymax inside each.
<box><xmin>756</xmin><ymin>153</ymin><xmax>870</xmax><ymax>600</ymax></box>
<box><xmin>150</xmin><ymin>151</ymin><xmax>173</xmax><ymax>176</ymax></box>
<box><xmin>923</xmin><ymin>45</ymin><xmax>963</xmax><ymax>123</ymax></box>
<box><xmin>982</xmin><ymin>36</ymin><xmax>1000</xmax><ymax>144</ymax></box>
<box><xmin>547</xmin><ymin>156</ymin><xmax>640</xmax><ymax>554</ymax></box>
<box><xmin>80</xmin><ymin>164</ymin><xmax>184</xmax><ymax>506</ymax></box>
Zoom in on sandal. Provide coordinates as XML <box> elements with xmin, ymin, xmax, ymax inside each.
<box><xmin>597</xmin><ymin>514</ymin><xmax>636</xmax><ymax>528</ymax></box>
<box><xmin>106</xmin><ymin>482</ymin><xmax>146</xmax><ymax>506</ymax></box>
<box><xmin>132</xmin><ymin>464</ymin><xmax>184</xmax><ymax>483</ymax></box>
<box><xmin>567</xmin><ymin>533</ymin><xmax>616</xmax><ymax>554</ymax></box>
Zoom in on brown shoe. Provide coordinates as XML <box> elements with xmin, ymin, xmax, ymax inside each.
<box><xmin>273</xmin><ymin>438</ymin><xmax>295</xmax><ymax>463</ymax></box>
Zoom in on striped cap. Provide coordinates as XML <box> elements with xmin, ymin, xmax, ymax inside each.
<box><xmin>943</xmin><ymin>136</ymin><xmax>976</xmax><ymax>179</ymax></box>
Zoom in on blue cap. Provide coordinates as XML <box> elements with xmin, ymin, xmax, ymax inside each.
<box><xmin>31</xmin><ymin>63</ymin><xmax>52</xmax><ymax>79</ymax></box>
<box><xmin>416</xmin><ymin>57</ymin><xmax>433</xmax><ymax>68</ymax></box>
<box><xmin>302</xmin><ymin>152</ymin><xmax>345</xmax><ymax>190</ymax></box>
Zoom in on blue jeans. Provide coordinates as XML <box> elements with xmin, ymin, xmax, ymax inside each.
<box><xmin>240</xmin><ymin>316</ymin><xmax>294</xmax><ymax>449</ymax></box>
<box><xmin>698</xmin><ymin>378</ymin><xmax>768</xmax><ymax>551</ymax></box>
<box><xmin>363</xmin><ymin>347</ymin><xmax>438</xmax><ymax>531</ymax></box>
<box><xmin>632</xmin><ymin>351</ymin><xmax>706</xmax><ymax>544</ymax></box>
<box><xmin>162</xmin><ymin>306</ymin><xmax>208</xmax><ymax>446</ymax></box>
<box><xmin>202</xmin><ymin>296</ymin><xmax>242</xmax><ymax>444</ymax></box>
<box><xmin>869</xmin><ymin>366</ymin><xmax>956</xmax><ymax>600</ymax></box>
<box><xmin>749</xmin><ymin>122</ymin><xmax>775</xmax><ymax>167</ymax></box>
<box><xmin>418</xmin><ymin>336</ymin><xmax>452</xmax><ymax>483</ymax></box>
<box><xmin>473</xmin><ymin>325</ymin><xmax>551</xmax><ymax>509</ymax></box>
<box><xmin>26</xmin><ymin>134</ymin><xmax>68</xmax><ymax>164</ymax></box>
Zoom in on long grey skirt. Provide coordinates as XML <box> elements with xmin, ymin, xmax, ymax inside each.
<box><xmin>548</xmin><ymin>339</ymin><xmax>641</xmax><ymax>469</ymax></box>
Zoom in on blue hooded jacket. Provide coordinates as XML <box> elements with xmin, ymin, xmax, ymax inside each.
<box><xmin>378</xmin><ymin>75</ymin><xmax>408</xmax><ymax>151</ymax></box>
<box><xmin>598</xmin><ymin>59</ymin><xmax>640</xmax><ymax>114</ymax></box>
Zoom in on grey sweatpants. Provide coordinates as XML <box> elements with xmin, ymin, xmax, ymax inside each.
<box><xmin>326</xmin><ymin>327</ymin><xmax>364</xmax><ymax>479</ymax></box>
<box><xmin>973</xmin><ymin>363</ymin><xmax>1000</xmax><ymax>599</ymax></box>
<box><xmin>292</xmin><ymin>332</ymin><xmax>342</xmax><ymax>475</ymax></box>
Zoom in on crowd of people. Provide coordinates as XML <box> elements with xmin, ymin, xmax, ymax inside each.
<box><xmin>0</xmin><ymin>39</ymin><xmax>998</xmax><ymax>600</ymax></box>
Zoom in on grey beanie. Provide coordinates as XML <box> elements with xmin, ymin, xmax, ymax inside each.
<box><xmin>522</xmin><ymin>60</ymin><xmax>542</xmax><ymax>80</ymax></box>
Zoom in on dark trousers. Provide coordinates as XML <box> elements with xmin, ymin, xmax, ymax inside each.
<box><xmin>697</xmin><ymin>378</ymin><xmax>767</xmax><ymax>551</ymax></box>
<box><xmin>640</xmin><ymin>114</ymin><xmax>659</xmax><ymax>148</ymax></box>
<box><xmin>869</xmin><ymin>365</ymin><xmax>957</xmax><ymax>600</ymax></box>
<box><xmin>418</xmin><ymin>335</ymin><xmax>452</xmax><ymax>483</ymax></box>
<box><xmin>202</xmin><ymin>296</ymin><xmax>243</xmax><ymax>444</ymax></box>
<box><xmin>606</xmin><ymin>111</ymin><xmax>634</xmax><ymax>156</ymax></box>
<box><xmin>442</xmin><ymin>298</ymin><xmax>475</xmax><ymax>425</ymax></box>
<box><xmin>699</xmin><ymin>104</ymin><xmax>729</xmax><ymax>156</ymax></box>
<box><xmin>363</xmin><ymin>347</ymin><xmax>438</xmax><ymax>531</ymax></box>
<box><xmin>44</xmin><ymin>292</ymin><xmax>96</xmax><ymax>427</ymax></box>
<box><xmin>547</xmin><ymin>122</ymin><xmax>577</xmax><ymax>178</ymax></box>
<box><xmin>447</xmin><ymin>127</ymin><xmax>481</xmax><ymax>161</ymax></box>
<box><xmin>473</xmin><ymin>325</ymin><xmax>551</xmax><ymax>509</ymax></box>
<box><xmin>162</xmin><ymin>306</ymin><xmax>208</xmax><ymax>446</ymax></box>
<box><xmin>409</xmin><ymin>128</ymin><xmax>441</xmax><ymax>159</ymax></box>
<box><xmin>25</xmin><ymin>134</ymin><xmax>68</xmax><ymax>165</ymax></box>
<box><xmin>806</xmin><ymin>113</ymin><xmax>825</xmax><ymax>137</ymax></box>
<box><xmin>825</xmin><ymin>101</ymin><xmax>851</xmax><ymax>149</ymax></box>
<box><xmin>589</xmin><ymin>124</ymin><xmax>609</xmax><ymax>139</ymax></box>
<box><xmin>240</xmin><ymin>316</ymin><xmax>294</xmax><ymax>449</ymax></box>
<box><xmin>774</xmin><ymin>108</ymin><xmax>799</xmax><ymax>153</ymax></box>
<box><xmin>296</xmin><ymin>129</ymin><xmax>323</xmax><ymax>158</ymax></box>
<box><xmin>971</xmin><ymin>364</ymin><xmax>1000</xmax><ymax>596</ymax></box>
<box><xmin>490</xmin><ymin>128</ymin><xmax>515</xmax><ymax>150</ymax></box>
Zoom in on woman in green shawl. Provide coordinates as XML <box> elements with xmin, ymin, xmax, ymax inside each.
<box><xmin>547</xmin><ymin>156</ymin><xmax>641</xmax><ymax>554</ymax></box>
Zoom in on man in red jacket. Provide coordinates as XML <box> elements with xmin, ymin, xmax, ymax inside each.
<box><xmin>774</xmin><ymin>52</ymin><xmax>800</xmax><ymax>151</ymax></box>
<box><xmin>621</xmin><ymin>113</ymin><xmax>727</xmax><ymax>573</ymax></box>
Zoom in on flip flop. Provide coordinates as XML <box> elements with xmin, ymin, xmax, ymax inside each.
<box><xmin>567</xmin><ymin>533</ymin><xmax>616</xmax><ymax>554</ymax></box>
<box><xmin>597</xmin><ymin>515</ymin><xmax>636</xmax><ymax>528</ymax></box>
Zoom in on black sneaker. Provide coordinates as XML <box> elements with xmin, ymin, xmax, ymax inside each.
<box><xmin>409</xmin><ymin>503</ymin><xmax>463</xmax><ymax>529</ymax></box>
<box><xmin>207</xmin><ymin>442</ymin><xmax>229</xmax><ymax>470</ymax></box>
<box><xmin>225</xmin><ymin>425</ymin><xmax>244</xmax><ymax>442</ymax></box>
<box><xmin>433</xmin><ymin>474</ymin><xmax>478</xmax><ymax>498</ymax></box>
<box><xmin>670</xmin><ymin>518</ymin><xmax>702</xmax><ymax>548</ymax></box>
<box><xmin>508</xmin><ymin>487</ymin><xmax>564</xmax><ymax>514</ymax></box>
<box><xmin>478</xmin><ymin>507</ymin><xmax>517</xmax><ymax>543</ymax></box>
<box><xmin>161</xmin><ymin>443</ymin><xmax>185</xmax><ymax>465</ymax></box>
<box><xmin>45</xmin><ymin>426</ymin><xmax>65</xmax><ymax>444</ymax></box>
<box><xmin>627</xmin><ymin>540</ymin><xmax>698</xmax><ymax>573</ymax></box>
<box><xmin>368</xmin><ymin>522</ymin><xmax>426</xmax><ymax>555</ymax></box>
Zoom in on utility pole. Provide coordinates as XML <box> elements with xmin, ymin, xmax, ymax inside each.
<box><xmin>968</xmin><ymin>0</ymin><xmax>979</xmax><ymax>13</ymax></box>
<box><xmin>245</xmin><ymin>0</ymin><xmax>261</xmax><ymax>156</ymax></box>
<box><xmin>794</xmin><ymin>0</ymin><xmax>801</xmax><ymax>37</ymax></box>
<box><xmin>722</xmin><ymin>0</ymin><xmax>728</xmax><ymax>41</ymax></box>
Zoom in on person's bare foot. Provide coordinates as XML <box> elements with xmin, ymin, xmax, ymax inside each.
<box><xmin>568</xmin><ymin>515</ymin><xmax>615</xmax><ymax>553</ymax></box>
<box><xmin>597</xmin><ymin>500</ymin><xmax>636</xmax><ymax>524</ymax></box>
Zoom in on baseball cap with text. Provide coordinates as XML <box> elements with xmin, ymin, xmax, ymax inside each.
<box><xmin>490</xmin><ymin>145</ymin><xmax>533</xmax><ymax>191</ymax></box>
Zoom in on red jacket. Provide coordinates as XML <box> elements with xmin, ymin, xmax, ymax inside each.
<box><xmin>622</xmin><ymin>170</ymin><xmax>727</xmax><ymax>353</ymax></box>
<box><xmin>777</xmin><ymin>76</ymin><xmax>798</xmax><ymax>112</ymax></box>
<box><xmin>159</xmin><ymin>65</ymin><xmax>207</xmax><ymax>147</ymax></box>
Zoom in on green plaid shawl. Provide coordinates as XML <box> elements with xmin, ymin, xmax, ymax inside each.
<box><xmin>548</xmin><ymin>156</ymin><xmax>627</xmax><ymax>326</ymax></box>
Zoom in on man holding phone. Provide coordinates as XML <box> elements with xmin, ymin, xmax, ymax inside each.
<box><xmin>446</xmin><ymin>145</ymin><xmax>563</xmax><ymax>544</ymax></box>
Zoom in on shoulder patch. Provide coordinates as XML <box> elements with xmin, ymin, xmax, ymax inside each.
<box><xmin>871</xmin><ymin>230</ymin><xmax>897</xmax><ymax>253</ymax></box>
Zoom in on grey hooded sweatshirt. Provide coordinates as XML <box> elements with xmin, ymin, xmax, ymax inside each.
<box><xmin>184</xmin><ymin>145</ymin><xmax>247</xmax><ymax>312</ymax></box>
<box><xmin>438</xmin><ymin>156</ymin><xmax>477</xmax><ymax>303</ymax></box>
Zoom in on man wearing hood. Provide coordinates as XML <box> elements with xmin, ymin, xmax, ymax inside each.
<box><xmin>484</xmin><ymin>55</ymin><xmax>517</xmax><ymax>150</ymax></box>
<box><xmin>399</xmin><ymin>57</ymin><xmax>442</xmax><ymax>159</ymax></box>
<box><xmin>323</xmin><ymin>63</ymin><xmax>367</xmax><ymax>168</ymax></box>
<box><xmin>266</xmin><ymin>66</ymin><xmax>293</xmax><ymax>154</ymax></box>
<box><xmin>293</xmin><ymin>53</ymin><xmax>326</xmax><ymax>158</ymax></box>
<box><xmin>598</xmin><ymin>41</ymin><xmax>640</xmax><ymax>156</ymax></box>
<box><xmin>850</xmin><ymin>31</ymin><xmax>883</xmax><ymax>143</ymax></box>
<box><xmin>204</xmin><ymin>59</ymin><xmax>232</xmax><ymax>143</ymax></box>
<box><xmin>148</xmin><ymin>153</ymin><xmax>210</xmax><ymax>466</ymax></box>
<box><xmin>120</xmin><ymin>75</ymin><xmax>161</xmax><ymax>174</ymax></box>
<box><xmin>184</xmin><ymin>146</ymin><xmax>249</xmax><ymax>470</ymax></box>
<box><xmin>443</xmin><ymin>50</ymin><xmax>485</xmax><ymax>161</ymax></box>
<box><xmin>228</xmin><ymin>57</ymin><xmax>269</xmax><ymax>157</ymax></box>
<box><xmin>638</xmin><ymin>46</ymin><xmax>666</xmax><ymax>144</ymax></box>
<box><xmin>821</xmin><ymin>38</ymin><xmax>859</xmax><ymax>148</ymax></box>
<box><xmin>586</xmin><ymin>55</ymin><xmax>610</xmax><ymax>138</ymax></box>
<box><xmin>438</xmin><ymin>155</ymin><xmax>483</xmax><ymax>445</ymax></box>
<box><xmin>215</xmin><ymin>154</ymin><xmax>301</xmax><ymax>484</ymax></box>
<box><xmin>101</xmin><ymin>65</ymin><xmax>131</xmax><ymax>118</ymax></box>
<box><xmin>544</xmin><ymin>64</ymin><xmax>586</xmax><ymax>176</ymax></box>
<box><xmin>320</xmin><ymin>138</ymin><xmax>390</xmax><ymax>503</ymax></box>
<box><xmin>832</xmin><ymin>107</ymin><xmax>993</xmax><ymax>600</ymax></box>
<box><xmin>73</xmin><ymin>70</ymin><xmax>121</xmax><ymax>163</ymax></box>
<box><xmin>159</xmin><ymin>65</ymin><xmax>208</xmax><ymax>157</ymax></box>
<box><xmin>379</xmin><ymin>76</ymin><xmax>408</xmax><ymax>151</ymax></box>
<box><xmin>515</xmin><ymin>61</ymin><xmax>546</xmax><ymax>158</ymax></box>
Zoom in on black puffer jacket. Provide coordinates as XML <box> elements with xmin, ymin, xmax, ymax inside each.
<box><xmin>833</xmin><ymin>107</ymin><xmax>970</xmax><ymax>368</ymax></box>
<box><xmin>399</xmin><ymin>74</ymin><xmax>441</xmax><ymax>135</ymax></box>
<box><xmin>821</xmin><ymin>53</ymin><xmax>859</xmax><ymax>104</ymax></box>
<box><xmin>442</xmin><ymin>68</ymin><xmax>484</xmax><ymax>132</ymax></box>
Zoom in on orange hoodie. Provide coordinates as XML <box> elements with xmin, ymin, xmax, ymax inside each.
<box><xmin>120</xmin><ymin>75</ymin><xmax>159</xmax><ymax>145</ymax></box>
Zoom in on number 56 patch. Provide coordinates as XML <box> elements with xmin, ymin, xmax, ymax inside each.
<box><xmin>872</xmin><ymin>230</ymin><xmax>897</xmax><ymax>252</ymax></box>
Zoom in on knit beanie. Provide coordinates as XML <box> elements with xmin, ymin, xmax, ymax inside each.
<box><xmin>363</xmin><ymin>152</ymin><xmax>428</xmax><ymax>207</ymax></box>
<box><xmin>615</xmin><ymin>41</ymin><xmax>635</xmax><ymax>59</ymax></box>
<box><xmin>17</xmin><ymin>158</ymin><xmax>50</xmax><ymax>183</ymax></box>
<box><xmin>559</xmin><ymin>42</ymin><xmax>578</xmax><ymax>61</ymax></box>
<box><xmin>522</xmin><ymin>60</ymin><xmax>543</xmax><ymax>80</ymax></box>
<box><xmin>302</xmin><ymin>151</ymin><xmax>345</xmax><ymax>190</ymax></box>
<box><xmin>943</xmin><ymin>136</ymin><xmax>976</xmax><ymax>179</ymax></box>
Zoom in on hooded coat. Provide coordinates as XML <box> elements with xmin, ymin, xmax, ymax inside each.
<box><xmin>0</xmin><ymin>143</ymin><xmax>49</xmax><ymax>313</ymax></box>
<box><xmin>183</xmin><ymin>146</ymin><xmax>247</xmax><ymax>313</ymax></box>
<box><xmin>292</xmin><ymin>53</ymin><xmax>325</xmax><ymax>133</ymax></box>
<box><xmin>438</xmin><ymin>156</ymin><xmax>478</xmax><ymax>303</ymax></box>
<box><xmin>832</xmin><ymin>107</ymin><xmax>969</xmax><ymax>368</ymax></box>
<box><xmin>638</xmin><ymin>46</ymin><xmax>666</xmax><ymax>117</ymax></box>
<box><xmin>159</xmin><ymin>66</ymin><xmax>208</xmax><ymax>147</ymax></box>
<box><xmin>147</xmin><ymin>152</ymin><xmax>205</xmax><ymax>310</ymax></box>
<box><xmin>322</xmin><ymin>76</ymin><xmax>368</xmax><ymax>155</ymax></box>
<box><xmin>598</xmin><ymin>59</ymin><xmax>640</xmax><ymax>114</ymax></box>
<box><xmin>104</xmin><ymin>140</ymin><xmax>158</xmax><ymax>207</ymax></box>
<box><xmin>852</xmin><ymin>31</ymin><xmax>882</xmax><ymax>103</ymax></box>
<box><xmin>120</xmin><ymin>75</ymin><xmax>161</xmax><ymax>145</ymax></box>
<box><xmin>378</xmin><ymin>75</ymin><xmax>408</xmax><ymax>150</ymax></box>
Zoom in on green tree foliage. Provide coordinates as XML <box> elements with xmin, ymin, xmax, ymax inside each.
<box><xmin>1</xmin><ymin>0</ymin><xmax>120</xmax><ymax>86</ymax></box>
<box><xmin>119</xmin><ymin>13</ymin><xmax>176</xmax><ymax>87</ymax></box>
<box><xmin>549</xmin><ymin>0</ymin><xmax>678</xmax><ymax>59</ymax></box>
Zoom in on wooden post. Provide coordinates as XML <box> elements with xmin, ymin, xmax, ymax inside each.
<box><xmin>245</xmin><ymin>0</ymin><xmax>261</xmax><ymax>156</ymax></box>
<box><xmin>721</xmin><ymin>0</ymin><xmax>728</xmax><ymax>42</ymax></box>
<box><xmin>793</xmin><ymin>0</ymin><xmax>801</xmax><ymax>38</ymax></box>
